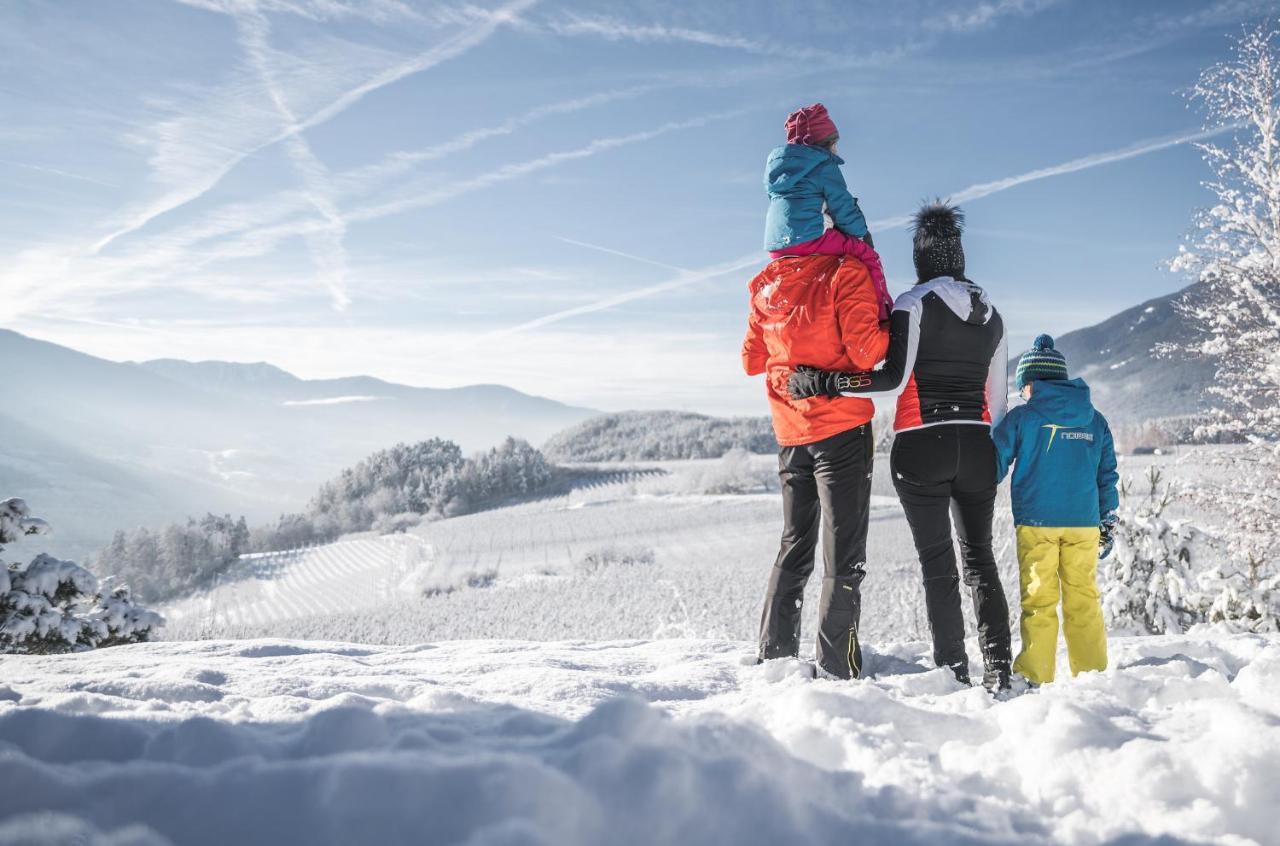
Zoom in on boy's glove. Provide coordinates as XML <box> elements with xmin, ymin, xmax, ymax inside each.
<box><xmin>1098</xmin><ymin>513</ymin><xmax>1118</xmax><ymax>561</ymax></box>
<box><xmin>788</xmin><ymin>366</ymin><xmax>873</xmax><ymax>400</ymax></box>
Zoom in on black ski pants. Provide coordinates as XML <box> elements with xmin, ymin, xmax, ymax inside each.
<box><xmin>759</xmin><ymin>424</ymin><xmax>872</xmax><ymax>679</ymax></box>
<box><xmin>890</xmin><ymin>424</ymin><xmax>1011</xmax><ymax>671</ymax></box>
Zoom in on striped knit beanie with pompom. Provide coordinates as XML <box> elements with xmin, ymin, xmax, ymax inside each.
<box><xmin>1016</xmin><ymin>334</ymin><xmax>1069</xmax><ymax>388</ymax></box>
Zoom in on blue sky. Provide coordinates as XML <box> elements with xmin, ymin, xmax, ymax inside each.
<box><xmin>0</xmin><ymin>0</ymin><xmax>1272</xmax><ymax>415</ymax></box>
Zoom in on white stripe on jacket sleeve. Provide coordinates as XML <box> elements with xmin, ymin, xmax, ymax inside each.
<box><xmin>986</xmin><ymin>318</ymin><xmax>1009</xmax><ymax>427</ymax></box>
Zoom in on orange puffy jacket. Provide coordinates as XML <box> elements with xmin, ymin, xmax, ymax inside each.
<box><xmin>742</xmin><ymin>255</ymin><xmax>889</xmax><ymax>447</ymax></box>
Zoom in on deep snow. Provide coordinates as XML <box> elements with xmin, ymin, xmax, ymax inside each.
<box><xmin>2</xmin><ymin>633</ymin><xmax>1278</xmax><ymax>845</ymax></box>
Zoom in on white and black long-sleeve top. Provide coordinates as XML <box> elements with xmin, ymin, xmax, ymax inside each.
<box><xmin>836</xmin><ymin>276</ymin><xmax>1008</xmax><ymax>433</ymax></box>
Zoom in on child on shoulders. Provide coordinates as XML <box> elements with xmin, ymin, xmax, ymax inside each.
<box><xmin>764</xmin><ymin>102</ymin><xmax>892</xmax><ymax>320</ymax></box>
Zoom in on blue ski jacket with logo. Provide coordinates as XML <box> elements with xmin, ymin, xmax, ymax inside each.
<box><xmin>992</xmin><ymin>378</ymin><xmax>1119</xmax><ymax>528</ymax></box>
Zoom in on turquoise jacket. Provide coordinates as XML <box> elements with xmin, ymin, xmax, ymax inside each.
<box><xmin>763</xmin><ymin>144</ymin><xmax>867</xmax><ymax>251</ymax></box>
<box><xmin>992</xmin><ymin>378</ymin><xmax>1119</xmax><ymax>528</ymax></box>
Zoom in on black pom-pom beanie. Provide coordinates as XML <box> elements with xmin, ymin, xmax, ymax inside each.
<box><xmin>912</xmin><ymin>201</ymin><xmax>966</xmax><ymax>283</ymax></box>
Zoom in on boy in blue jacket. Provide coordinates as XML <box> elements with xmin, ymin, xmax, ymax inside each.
<box><xmin>992</xmin><ymin>335</ymin><xmax>1119</xmax><ymax>686</ymax></box>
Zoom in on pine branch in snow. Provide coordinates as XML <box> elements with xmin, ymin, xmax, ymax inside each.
<box><xmin>0</xmin><ymin>498</ymin><xmax>50</xmax><ymax>546</ymax></box>
<box><xmin>1</xmin><ymin>498</ymin><xmax>162</xmax><ymax>654</ymax></box>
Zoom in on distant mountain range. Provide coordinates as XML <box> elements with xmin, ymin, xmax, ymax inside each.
<box><xmin>0</xmin><ymin>329</ymin><xmax>595</xmax><ymax>560</ymax></box>
<box><xmin>1014</xmin><ymin>282</ymin><xmax>1213</xmax><ymax>422</ymax></box>
<box><xmin>1</xmin><ymin>286</ymin><xmax>1215</xmax><ymax>561</ymax></box>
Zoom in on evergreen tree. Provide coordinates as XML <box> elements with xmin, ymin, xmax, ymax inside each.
<box><xmin>1158</xmin><ymin>23</ymin><xmax>1280</xmax><ymax>629</ymax></box>
<box><xmin>2</xmin><ymin>497</ymin><xmax>161</xmax><ymax>654</ymax></box>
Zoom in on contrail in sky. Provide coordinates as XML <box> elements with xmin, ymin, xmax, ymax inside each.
<box><xmin>871</xmin><ymin>124</ymin><xmax>1231</xmax><ymax>231</ymax></box>
<box><xmin>494</xmin><ymin>124</ymin><xmax>1227</xmax><ymax>339</ymax></box>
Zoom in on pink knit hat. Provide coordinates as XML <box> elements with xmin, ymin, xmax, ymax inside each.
<box><xmin>784</xmin><ymin>103</ymin><xmax>838</xmax><ymax>145</ymax></box>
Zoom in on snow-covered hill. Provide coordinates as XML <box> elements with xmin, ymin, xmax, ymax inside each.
<box><xmin>1</xmin><ymin>633</ymin><xmax>1276</xmax><ymax>845</ymax></box>
<box><xmin>157</xmin><ymin>457</ymin><xmax>921</xmax><ymax>644</ymax></box>
<box><xmin>0</xmin><ymin>329</ymin><xmax>595</xmax><ymax>560</ymax></box>
<box><xmin>542</xmin><ymin>410</ymin><xmax>776</xmax><ymax>461</ymax></box>
<box><xmin>1019</xmin><ymin>283</ymin><xmax>1215</xmax><ymax>423</ymax></box>
<box><xmin>161</xmin><ymin>536</ymin><xmax>432</xmax><ymax>632</ymax></box>
<box><xmin>155</xmin><ymin>451</ymin><xmax>1187</xmax><ymax>647</ymax></box>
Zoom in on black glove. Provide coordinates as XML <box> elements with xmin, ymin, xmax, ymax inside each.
<box><xmin>788</xmin><ymin>366</ymin><xmax>874</xmax><ymax>400</ymax></box>
<box><xmin>788</xmin><ymin>365</ymin><xmax>839</xmax><ymax>399</ymax></box>
<box><xmin>1098</xmin><ymin>514</ymin><xmax>1118</xmax><ymax>561</ymax></box>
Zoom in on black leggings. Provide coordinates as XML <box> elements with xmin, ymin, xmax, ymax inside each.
<box><xmin>891</xmin><ymin>424</ymin><xmax>1011</xmax><ymax>669</ymax></box>
<box><xmin>759</xmin><ymin>424</ymin><xmax>872</xmax><ymax>679</ymax></box>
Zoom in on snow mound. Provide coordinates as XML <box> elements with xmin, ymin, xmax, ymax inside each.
<box><xmin>1</xmin><ymin>634</ymin><xmax>1277</xmax><ymax>844</ymax></box>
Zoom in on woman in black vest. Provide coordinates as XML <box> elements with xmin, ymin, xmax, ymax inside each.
<box><xmin>788</xmin><ymin>203</ymin><xmax>1013</xmax><ymax>693</ymax></box>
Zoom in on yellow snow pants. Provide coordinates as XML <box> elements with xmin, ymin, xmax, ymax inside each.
<box><xmin>1012</xmin><ymin>526</ymin><xmax>1108</xmax><ymax>685</ymax></box>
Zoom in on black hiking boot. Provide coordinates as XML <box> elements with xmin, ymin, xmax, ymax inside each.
<box><xmin>948</xmin><ymin>660</ymin><xmax>971</xmax><ymax>686</ymax></box>
<box><xmin>983</xmin><ymin>661</ymin><xmax>1012</xmax><ymax>695</ymax></box>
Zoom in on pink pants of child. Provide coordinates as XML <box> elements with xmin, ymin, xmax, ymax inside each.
<box><xmin>770</xmin><ymin>230</ymin><xmax>893</xmax><ymax>321</ymax></box>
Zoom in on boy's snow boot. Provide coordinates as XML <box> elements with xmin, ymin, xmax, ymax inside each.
<box><xmin>948</xmin><ymin>660</ymin><xmax>971</xmax><ymax>685</ymax></box>
<box><xmin>1008</xmin><ymin>673</ymin><xmax>1038</xmax><ymax>695</ymax></box>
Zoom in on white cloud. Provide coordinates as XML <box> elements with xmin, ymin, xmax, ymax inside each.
<box><xmin>173</xmin><ymin>0</ymin><xmax>427</xmax><ymax>27</ymax></box>
<box><xmin>925</xmin><ymin>0</ymin><xmax>1063</xmax><ymax>34</ymax></box>
<box><xmin>90</xmin><ymin>108</ymin><xmax>749</xmax><ymax>304</ymax></box>
<box><xmin>0</xmin><ymin>159</ymin><xmax>117</xmax><ymax>188</ymax></box>
<box><xmin>543</xmin><ymin>12</ymin><xmax>919</xmax><ymax>68</ymax></box>
<box><xmin>234</xmin><ymin>8</ymin><xmax>350</xmax><ymax>309</ymax></box>
<box><xmin>283</xmin><ymin>395</ymin><xmax>388</xmax><ymax>406</ymax></box>
<box><xmin>92</xmin><ymin>0</ymin><xmax>535</xmax><ymax>254</ymax></box>
<box><xmin>339</xmin><ymin>84</ymin><xmax>661</xmax><ymax>191</ymax></box>
<box><xmin>346</xmin><ymin>109</ymin><xmax>751</xmax><ymax>222</ymax></box>
<box><xmin>546</xmin><ymin>15</ymin><xmax>835</xmax><ymax>61</ymax></box>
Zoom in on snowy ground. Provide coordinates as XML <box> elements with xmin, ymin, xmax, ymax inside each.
<box><xmin>160</xmin><ymin>452</ymin><xmax>1196</xmax><ymax>647</ymax></box>
<box><xmin>161</xmin><ymin>535</ymin><xmax>430</xmax><ymax>634</ymax></box>
<box><xmin>8</xmin><ymin>449</ymin><xmax>1265</xmax><ymax>845</ymax></box>
<box><xmin>2</xmin><ymin>632</ymin><xmax>1277</xmax><ymax>845</ymax></box>
<box><xmin>159</xmin><ymin>455</ymin><xmax>970</xmax><ymax>645</ymax></box>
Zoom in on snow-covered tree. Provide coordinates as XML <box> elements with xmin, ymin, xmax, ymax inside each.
<box><xmin>542</xmin><ymin>411</ymin><xmax>776</xmax><ymax>462</ymax></box>
<box><xmin>1161</xmin><ymin>22</ymin><xmax>1280</xmax><ymax>626</ymax></box>
<box><xmin>94</xmin><ymin>513</ymin><xmax>250</xmax><ymax>602</ymax></box>
<box><xmin>2</xmin><ymin>498</ymin><xmax>162</xmax><ymax>654</ymax></box>
<box><xmin>0</xmin><ymin>497</ymin><xmax>48</xmax><ymax>546</ymax></box>
<box><xmin>1102</xmin><ymin>469</ymin><xmax>1202</xmax><ymax>635</ymax></box>
<box><xmin>1168</xmin><ymin>23</ymin><xmax>1280</xmax><ymax>438</ymax></box>
<box><xmin>1103</xmin><ymin>467</ymin><xmax>1280</xmax><ymax>635</ymax></box>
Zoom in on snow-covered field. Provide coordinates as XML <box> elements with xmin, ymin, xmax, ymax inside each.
<box><xmin>160</xmin><ymin>452</ymin><xmax>1198</xmax><ymax>647</ymax></box>
<box><xmin>162</xmin><ymin>535</ymin><xmax>430</xmax><ymax>634</ymax></box>
<box><xmin>160</xmin><ymin>455</ymin><xmax>962</xmax><ymax>645</ymax></box>
<box><xmin>2</xmin><ymin>633</ymin><xmax>1277</xmax><ymax>845</ymax></box>
<box><xmin>8</xmin><ymin>449</ymin><xmax>1269</xmax><ymax>845</ymax></box>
